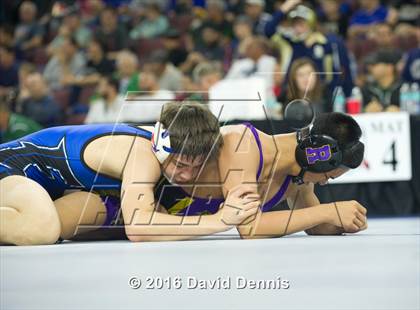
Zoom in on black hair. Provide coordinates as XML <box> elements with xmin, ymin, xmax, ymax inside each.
<box><xmin>102</xmin><ymin>75</ymin><xmax>120</xmax><ymax>92</ymax></box>
<box><xmin>311</xmin><ymin>112</ymin><xmax>364</xmax><ymax>169</ymax></box>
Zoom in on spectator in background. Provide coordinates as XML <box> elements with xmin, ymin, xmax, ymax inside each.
<box><xmin>85</xmin><ymin>75</ymin><xmax>123</xmax><ymax>124</ymax></box>
<box><xmin>244</xmin><ymin>0</ymin><xmax>271</xmax><ymax>36</ymax></box>
<box><xmin>95</xmin><ymin>6</ymin><xmax>128</xmax><ymax>56</ymax></box>
<box><xmin>0</xmin><ymin>98</ymin><xmax>42</xmax><ymax>144</ymax></box>
<box><xmin>189</xmin><ymin>0</ymin><xmax>232</xmax><ymax>52</ymax></box>
<box><xmin>13</xmin><ymin>1</ymin><xmax>44</xmax><ymax>54</ymax></box>
<box><xmin>121</xmin><ymin>71</ymin><xmax>175</xmax><ymax>123</ymax></box>
<box><xmin>226</xmin><ymin>36</ymin><xmax>276</xmax><ymax>98</ymax></box>
<box><xmin>401</xmin><ymin>48</ymin><xmax>420</xmax><ymax>84</ymax></box>
<box><xmin>194</xmin><ymin>23</ymin><xmax>225</xmax><ymax>61</ymax></box>
<box><xmin>317</xmin><ymin>0</ymin><xmax>351</xmax><ymax>38</ymax></box>
<box><xmin>43</xmin><ymin>37</ymin><xmax>86</xmax><ymax>91</ymax></box>
<box><xmin>162</xmin><ymin>29</ymin><xmax>188</xmax><ymax>67</ymax></box>
<box><xmin>348</xmin><ymin>0</ymin><xmax>398</xmax><ymax>37</ymax></box>
<box><xmin>143</xmin><ymin>50</ymin><xmax>183</xmax><ymax>92</ymax></box>
<box><xmin>78</xmin><ymin>0</ymin><xmax>105</xmax><ymax>27</ymax></box>
<box><xmin>115</xmin><ymin>50</ymin><xmax>139</xmax><ymax>95</ymax></box>
<box><xmin>188</xmin><ymin>62</ymin><xmax>222</xmax><ymax>102</ymax></box>
<box><xmin>61</xmin><ymin>39</ymin><xmax>115</xmax><ymax>88</ymax></box>
<box><xmin>0</xmin><ymin>46</ymin><xmax>20</xmax><ymax>97</ymax></box>
<box><xmin>84</xmin><ymin>39</ymin><xmax>115</xmax><ymax>78</ymax></box>
<box><xmin>0</xmin><ymin>25</ymin><xmax>15</xmax><ymax>48</ymax></box>
<box><xmin>19</xmin><ymin>73</ymin><xmax>61</xmax><ymax>127</ymax></box>
<box><xmin>280</xmin><ymin>58</ymin><xmax>332</xmax><ymax>115</ymax></box>
<box><xmin>193</xmin><ymin>62</ymin><xmax>222</xmax><ymax>93</ymax></box>
<box><xmin>266</xmin><ymin>3</ymin><xmax>354</xmax><ymax>97</ymax></box>
<box><xmin>63</xmin><ymin>11</ymin><xmax>92</xmax><ymax>48</ymax></box>
<box><xmin>369</xmin><ymin>23</ymin><xmax>395</xmax><ymax>49</ymax></box>
<box><xmin>129</xmin><ymin>3</ymin><xmax>169</xmax><ymax>40</ymax></box>
<box><xmin>226</xmin><ymin>36</ymin><xmax>276</xmax><ymax>78</ymax></box>
<box><xmin>47</xmin><ymin>23</ymin><xmax>71</xmax><ymax>57</ymax></box>
<box><xmin>137</xmin><ymin>71</ymin><xmax>175</xmax><ymax>102</ymax></box>
<box><xmin>15</xmin><ymin>62</ymin><xmax>37</xmax><ymax>111</ymax></box>
<box><xmin>48</xmin><ymin>11</ymin><xmax>92</xmax><ymax>55</ymax></box>
<box><xmin>362</xmin><ymin>50</ymin><xmax>402</xmax><ymax>113</ymax></box>
<box><xmin>228</xmin><ymin>15</ymin><xmax>254</xmax><ymax>63</ymax></box>
<box><xmin>204</xmin><ymin>0</ymin><xmax>232</xmax><ymax>38</ymax></box>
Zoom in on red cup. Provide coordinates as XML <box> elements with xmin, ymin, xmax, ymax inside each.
<box><xmin>346</xmin><ymin>99</ymin><xmax>361</xmax><ymax>114</ymax></box>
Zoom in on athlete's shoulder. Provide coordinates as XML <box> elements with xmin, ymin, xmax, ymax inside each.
<box><xmin>220</xmin><ymin>124</ymin><xmax>253</xmax><ymax>143</ymax></box>
<box><xmin>219</xmin><ymin>124</ymin><xmax>261</xmax><ymax>157</ymax></box>
<box><xmin>221</xmin><ymin>123</ymin><xmax>259</xmax><ymax>135</ymax></box>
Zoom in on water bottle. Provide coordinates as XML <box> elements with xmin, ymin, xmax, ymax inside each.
<box><xmin>400</xmin><ymin>83</ymin><xmax>410</xmax><ymax>112</ymax></box>
<box><xmin>409</xmin><ymin>83</ymin><xmax>420</xmax><ymax>114</ymax></box>
<box><xmin>333</xmin><ymin>86</ymin><xmax>346</xmax><ymax>113</ymax></box>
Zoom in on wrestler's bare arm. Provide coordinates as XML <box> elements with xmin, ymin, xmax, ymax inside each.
<box><xmin>219</xmin><ymin>128</ymin><xmax>367</xmax><ymax>238</ymax></box>
<box><xmin>286</xmin><ymin>183</ymin><xmax>345</xmax><ymax>235</ymax></box>
<box><xmin>217</xmin><ymin>127</ymin><xmax>266</xmax><ymax>238</ymax></box>
<box><xmin>120</xmin><ymin>138</ymin><xmax>240</xmax><ymax>242</ymax></box>
<box><xmin>244</xmin><ymin>190</ymin><xmax>367</xmax><ymax>238</ymax></box>
<box><xmin>239</xmin><ymin>190</ymin><xmax>367</xmax><ymax>238</ymax></box>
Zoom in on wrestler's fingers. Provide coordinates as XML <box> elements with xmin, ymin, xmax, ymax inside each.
<box><xmin>231</xmin><ymin>184</ymin><xmax>259</xmax><ymax>198</ymax></box>
<box><xmin>242</xmin><ymin>201</ymin><xmax>261</xmax><ymax>211</ymax></box>
<box><xmin>359</xmin><ymin>222</ymin><xmax>368</xmax><ymax>231</ymax></box>
<box><xmin>353</xmin><ymin>217</ymin><xmax>364</xmax><ymax>229</ymax></box>
<box><xmin>242</xmin><ymin>194</ymin><xmax>261</xmax><ymax>204</ymax></box>
<box><xmin>357</xmin><ymin>205</ymin><xmax>367</xmax><ymax>215</ymax></box>
<box><xmin>355</xmin><ymin>212</ymin><xmax>367</xmax><ymax>225</ymax></box>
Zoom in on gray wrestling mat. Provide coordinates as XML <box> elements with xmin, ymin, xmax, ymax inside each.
<box><xmin>1</xmin><ymin>218</ymin><xmax>419</xmax><ymax>310</ymax></box>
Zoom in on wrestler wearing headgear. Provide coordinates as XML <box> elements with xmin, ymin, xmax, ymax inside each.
<box><xmin>153</xmin><ymin>99</ymin><xmax>367</xmax><ymax>239</ymax></box>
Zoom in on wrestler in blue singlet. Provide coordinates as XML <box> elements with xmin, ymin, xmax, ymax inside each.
<box><xmin>0</xmin><ymin>124</ymin><xmax>152</xmax><ymax>225</ymax></box>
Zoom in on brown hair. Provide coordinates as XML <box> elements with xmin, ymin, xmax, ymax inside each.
<box><xmin>159</xmin><ymin>101</ymin><xmax>223</xmax><ymax>160</ymax></box>
<box><xmin>287</xmin><ymin>58</ymin><xmax>323</xmax><ymax>102</ymax></box>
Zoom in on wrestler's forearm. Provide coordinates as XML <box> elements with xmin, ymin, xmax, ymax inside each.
<box><xmin>305</xmin><ymin>223</ymin><xmax>344</xmax><ymax>235</ymax></box>
<box><xmin>241</xmin><ymin>204</ymin><xmax>334</xmax><ymax>238</ymax></box>
<box><xmin>124</xmin><ymin>211</ymin><xmax>232</xmax><ymax>242</ymax></box>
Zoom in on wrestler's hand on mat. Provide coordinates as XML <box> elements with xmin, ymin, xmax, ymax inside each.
<box><xmin>219</xmin><ymin>185</ymin><xmax>261</xmax><ymax>226</ymax></box>
<box><xmin>327</xmin><ymin>200</ymin><xmax>368</xmax><ymax>233</ymax></box>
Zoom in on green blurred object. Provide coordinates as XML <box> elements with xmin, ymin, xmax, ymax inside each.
<box><xmin>1</xmin><ymin>113</ymin><xmax>42</xmax><ymax>143</ymax></box>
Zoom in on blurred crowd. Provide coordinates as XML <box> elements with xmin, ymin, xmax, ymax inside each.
<box><xmin>0</xmin><ymin>0</ymin><xmax>419</xmax><ymax>142</ymax></box>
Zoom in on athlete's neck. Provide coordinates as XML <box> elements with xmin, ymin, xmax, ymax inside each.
<box><xmin>274</xmin><ymin>133</ymin><xmax>301</xmax><ymax>177</ymax></box>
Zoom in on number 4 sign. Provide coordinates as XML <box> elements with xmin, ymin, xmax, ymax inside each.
<box><xmin>331</xmin><ymin>112</ymin><xmax>412</xmax><ymax>184</ymax></box>
<box><xmin>383</xmin><ymin>141</ymin><xmax>398</xmax><ymax>172</ymax></box>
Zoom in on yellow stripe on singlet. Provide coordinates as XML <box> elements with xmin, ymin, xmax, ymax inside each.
<box><xmin>167</xmin><ymin>197</ymin><xmax>194</xmax><ymax>215</ymax></box>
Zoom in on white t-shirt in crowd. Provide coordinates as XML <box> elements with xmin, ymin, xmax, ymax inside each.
<box><xmin>119</xmin><ymin>89</ymin><xmax>175</xmax><ymax>123</ymax></box>
<box><xmin>84</xmin><ymin>95</ymin><xmax>124</xmax><ymax>124</ymax></box>
<box><xmin>225</xmin><ymin>54</ymin><xmax>277</xmax><ymax>100</ymax></box>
